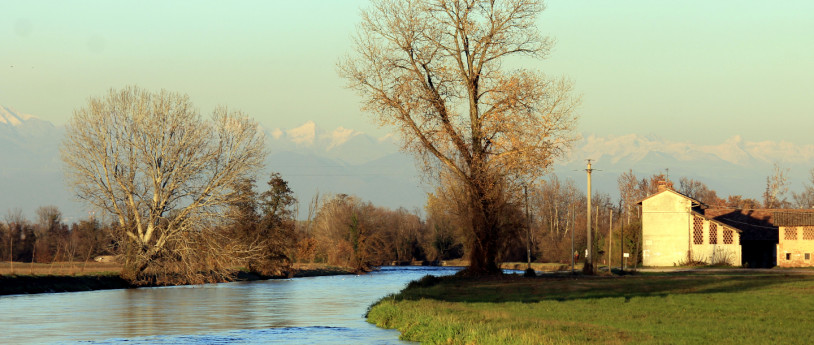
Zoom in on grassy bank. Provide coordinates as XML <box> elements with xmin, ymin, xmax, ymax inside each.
<box><xmin>440</xmin><ymin>260</ymin><xmax>584</xmax><ymax>272</ymax></box>
<box><xmin>0</xmin><ymin>261</ymin><xmax>121</xmax><ymax>276</ymax></box>
<box><xmin>0</xmin><ymin>261</ymin><xmax>354</xmax><ymax>296</ymax></box>
<box><xmin>500</xmin><ymin>262</ymin><xmax>583</xmax><ymax>272</ymax></box>
<box><xmin>367</xmin><ymin>271</ymin><xmax>814</xmax><ymax>344</ymax></box>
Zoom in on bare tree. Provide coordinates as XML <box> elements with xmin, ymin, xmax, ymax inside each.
<box><xmin>339</xmin><ymin>0</ymin><xmax>578</xmax><ymax>274</ymax></box>
<box><xmin>763</xmin><ymin>163</ymin><xmax>790</xmax><ymax>209</ymax></box>
<box><xmin>678</xmin><ymin>177</ymin><xmax>723</xmax><ymax>206</ymax></box>
<box><xmin>61</xmin><ymin>86</ymin><xmax>266</xmax><ymax>284</ymax></box>
<box><xmin>32</xmin><ymin>206</ymin><xmax>63</xmax><ymax>263</ymax></box>
<box><xmin>793</xmin><ymin>168</ymin><xmax>814</xmax><ymax>209</ymax></box>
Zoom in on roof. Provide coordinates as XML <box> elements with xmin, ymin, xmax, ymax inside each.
<box><xmin>705</xmin><ymin>209</ymin><xmax>778</xmax><ymax>242</ymax></box>
<box><xmin>702</xmin><ymin>208</ymin><xmax>814</xmax><ymax>241</ymax></box>
<box><xmin>636</xmin><ymin>188</ymin><xmax>705</xmax><ymax>208</ymax></box>
<box><xmin>772</xmin><ymin>210</ymin><xmax>814</xmax><ymax>227</ymax></box>
<box><xmin>690</xmin><ymin>210</ymin><xmax>742</xmax><ymax>233</ymax></box>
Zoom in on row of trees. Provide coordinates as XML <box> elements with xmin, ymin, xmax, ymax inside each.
<box><xmin>6</xmin><ymin>165</ymin><xmax>812</xmax><ymax>281</ymax></box>
<box><xmin>0</xmin><ymin>207</ymin><xmax>111</xmax><ymax>265</ymax></box>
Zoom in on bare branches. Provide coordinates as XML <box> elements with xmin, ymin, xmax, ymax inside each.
<box><xmin>62</xmin><ymin>86</ymin><xmax>266</xmax><ymax>283</ymax></box>
<box><xmin>339</xmin><ymin>0</ymin><xmax>576</xmax><ymax>187</ymax></box>
<box><xmin>339</xmin><ymin>0</ymin><xmax>578</xmax><ymax>275</ymax></box>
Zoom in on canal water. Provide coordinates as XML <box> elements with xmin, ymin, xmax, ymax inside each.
<box><xmin>0</xmin><ymin>266</ymin><xmax>462</xmax><ymax>344</ymax></box>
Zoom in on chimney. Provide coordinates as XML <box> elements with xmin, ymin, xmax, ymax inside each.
<box><xmin>657</xmin><ymin>180</ymin><xmax>671</xmax><ymax>192</ymax></box>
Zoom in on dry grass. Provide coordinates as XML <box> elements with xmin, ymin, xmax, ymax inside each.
<box><xmin>0</xmin><ymin>261</ymin><xmax>122</xmax><ymax>276</ymax></box>
<box><xmin>440</xmin><ymin>260</ymin><xmax>584</xmax><ymax>272</ymax></box>
<box><xmin>501</xmin><ymin>262</ymin><xmax>584</xmax><ymax>272</ymax></box>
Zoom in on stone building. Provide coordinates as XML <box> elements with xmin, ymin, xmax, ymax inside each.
<box><xmin>772</xmin><ymin>212</ymin><xmax>814</xmax><ymax>267</ymax></box>
<box><xmin>639</xmin><ymin>183</ymin><xmax>742</xmax><ymax>267</ymax></box>
<box><xmin>640</xmin><ymin>183</ymin><xmax>814</xmax><ymax>268</ymax></box>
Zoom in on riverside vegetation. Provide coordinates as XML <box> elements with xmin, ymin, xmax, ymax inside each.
<box><xmin>0</xmin><ymin>261</ymin><xmax>354</xmax><ymax>295</ymax></box>
<box><xmin>367</xmin><ymin>271</ymin><xmax>814</xmax><ymax>344</ymax></box>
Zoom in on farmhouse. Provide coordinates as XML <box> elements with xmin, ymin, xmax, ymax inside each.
<box><xmin>640</xmin><ymin>182</ymin><xmax>814</xmax><ymax>268</ymax></box>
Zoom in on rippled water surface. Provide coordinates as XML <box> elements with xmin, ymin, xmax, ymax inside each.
<box><xmin>0</xmin><ymin>266</ymin><xmax>462</xmax><ymax>344</ymax></box>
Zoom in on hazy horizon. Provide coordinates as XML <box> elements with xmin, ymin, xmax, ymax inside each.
<box><xmin>2</xmin><ymin>0</ymin><xmax>812</xmax><ymax>145</ymax></box>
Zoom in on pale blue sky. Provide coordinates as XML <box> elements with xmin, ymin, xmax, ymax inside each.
<box><xmin>2</xmin><ymin>0</ymin><xmax>812</xmax><ymax>144</ymax></box>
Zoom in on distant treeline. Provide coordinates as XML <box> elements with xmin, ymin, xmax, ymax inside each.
<box><xmin>3</xmin><ymin>167</ymin><xmax>812</xmax><ymax>278</ymax></box>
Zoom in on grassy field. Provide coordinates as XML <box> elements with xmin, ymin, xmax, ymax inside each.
<box><xmin>0</xmin><ymin>261</ymin><xmax>121</xmax><ymax>276</ymax></box>
<box><xmin>367</xmin><ymin>271</ymin><xmax>814</xmax><ymax>344</ymax></box>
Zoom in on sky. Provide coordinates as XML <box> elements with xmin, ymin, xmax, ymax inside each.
<box><xmin>2</xmin><ymin>0</ymin><xmax>813</xmax><ymax>144</ymax></box>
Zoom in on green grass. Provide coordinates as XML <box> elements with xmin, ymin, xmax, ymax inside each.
<box><xmin>367</xmin><ymin>272</ymin><xmax>814</xmax><ymax>344</ymax></box>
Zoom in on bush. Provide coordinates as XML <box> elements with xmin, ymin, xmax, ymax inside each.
<box><xmin>406</xmin><ymin>274</ymin><xmax>442</xmax><ymax>289</ymax></box>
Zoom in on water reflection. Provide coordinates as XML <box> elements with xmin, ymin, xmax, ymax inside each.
<box><xmin>0</xmin><ymin>266</ymin><xmax>461</xmax><ymax>344</ymax></box>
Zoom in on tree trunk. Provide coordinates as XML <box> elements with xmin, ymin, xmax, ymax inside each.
<box><xmin>465</xmin><ymin>183</ymin><xmax>502</xmax><ymax>276</ymax></box>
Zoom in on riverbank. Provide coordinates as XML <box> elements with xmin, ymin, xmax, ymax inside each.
<box><xmin>367</xmin><ymin>270</ymin><xmax>814</xmax><ymax>344</ymax></box>
<box><xmin>0</xmin><ymin>262</ymin><xmax>355</xmax><ymax>296</ymax></box>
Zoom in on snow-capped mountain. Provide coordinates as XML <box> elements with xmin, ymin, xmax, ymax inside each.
<box><xmin>266</xmin><ymin>121</ymin><xmax>401</xmax><ymax>165</ymax></box>
<box><xmin>0</xmin><ymin>109</ymin><xmax>424</xmax><ymax>221</ymax></box>
<box><xmin>263</xmin><ymin>121</ymin><xmax>424</xmax><ymax>214</ymax></box>
<box><xmin>1</xmin><ymin>105</ymin><xmax>812</xmax><ymax>222</ymax></box>
<box><xmin>0</xmin><ymin>106</ymin><xmax>72</xmax><ymax>222</ymax></box>
<box><xmin>556</xmin><ymin>134</ymin><xmax>814</xmax><ymax>200</ymax></box>
<box><xmin>565</xmin><ymin>134</ymin><xmax>814</xmax><ymax>167</ymax></box>
<box><xmin>0</xmin><ymin>105</ymin><xmax>35</xmax><ymax>126</ymax></box>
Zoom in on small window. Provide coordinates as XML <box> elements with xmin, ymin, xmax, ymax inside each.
<box><xmin>723</xmin><ymin>228</ymin><xmax>733</xmax><ymax>244</ymax></box>
<box><xmin>693</xmin><ymin>216</ymin><xmax>704</xmax><ymax>245</ymax></box>
<box><xmin>785</xmin><ymin>227</ymin><xmax>798</xmax><ymax>241</ymax></box>
<box><xmin>806</xmin><ymin>253</ymin><xmax>811</xmax><ymax>261</ymax></box>
<box><xmin>786</xmin><ymin>253</ymin><xmax>792</xmax><ymax>261</ymax></box>
<box><xmin>709</xmin><ymin>223</ymin><xmax>718</xmax><ymax>244</ymax></box>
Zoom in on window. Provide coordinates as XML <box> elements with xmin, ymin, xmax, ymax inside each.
<box><xmin>785</xmin><ymin>227</ymin><xmax>798</xmax><ymax>241</ymax></box>
<box><xmin>693</xmin><ymin>216</ymin><xmax>704</xmax><ymax>245</ymax></box>
<box><xmin>786</xmin><ymin>253</ymin><xmax>792</xmax><ymax>261</ymax></box>
<box><xmin>806</xmin><ymin>253</ymin><xmax>811</xmax><ymax>261</ymax></box>
<box><xmin>804</xmin><ymin>226</ymin><xmax>814</xmax><ymax>240</ymax></box>
<box><xmin>709</xmin><ymin>223</ymin><xmax>718</xmax><ymax>244</ymax></box>
<box><xmin>723</xmin><ymin>228</ymin><xmax>734</xmax><ymax>245</ymax></box>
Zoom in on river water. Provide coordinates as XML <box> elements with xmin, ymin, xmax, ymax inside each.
<box><xmin>0</xmin><ymin>266</ymin><xmax>462</xmax><ymax>344</ymax></box>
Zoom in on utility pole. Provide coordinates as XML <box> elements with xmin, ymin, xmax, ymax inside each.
<box><xmin>609</xmin><ymin>209</ymin><xmax>613</xmax><ymax>272</ymax></box>
<box><xmin>622</xmin><ymin>204</ymin><xmax>629</xmax><ymax>272</ymax></box>
<box><xmin>584</xmin><ymin>159</ymin><xmax>595</xmax><ymax>275</ymax></box>
<box><xmin>596</xmin><ymin>205</ymin><xmax>599</xmax><ymax>266</ymax></box>
<box><xmin>571</xmin><ymin>207</ymin><xmax>575</xmax><ymax>273</ymax></box>
<box><xmin>524</xmin><ymin>184</ymin><xmax>531</xmax><ymax>269</ymax></box>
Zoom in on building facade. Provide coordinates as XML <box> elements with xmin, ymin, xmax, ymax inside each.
<box><xmin>640</xmin><ymin>186</ymin><xmax>741</xmax><ymax>267</ymax></box>
<box><xmin>773</xmin><ymin>212</ymin><xmax>814</xmax><ymax>267</ymax></box>
<box><xmin>641</xmin><ymin>185</ymin><xmax>814</xmax><ymax>268</ymax></box>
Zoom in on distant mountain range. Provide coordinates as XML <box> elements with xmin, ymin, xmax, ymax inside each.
<box><xmin>1</xmin><ymin>105</ymin><xmax>812</xmax><ymax>221</ymax></box>
<box><xmin>0</xmin><ymin>107</ymin><xmax>427</xmax><ymax>221</ymax></box>
<box><xmin>556</xmin><ymin>134</ymin><xmax>814</xmax><ymax>201</ymax></box>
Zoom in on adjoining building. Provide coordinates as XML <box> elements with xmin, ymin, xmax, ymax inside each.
<box><xmin>640</xmin><ymin>182</ymin><xmax>814</xmax><ymax>268</ymax></box>
<box><xmin>771</xmin><ymin>212</ymin><xmax>814</xmax><ymax>267</ymax></box>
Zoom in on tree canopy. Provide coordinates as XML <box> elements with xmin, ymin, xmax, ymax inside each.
<box><xmin>61</xmin><ymin>86</ymin><xmax>266</xmax><ymax>283</ymax></box>
<box><xmin>340</xmin><ymin>0</ymin><xmax>579</xmax><ymax>274</ymax></box>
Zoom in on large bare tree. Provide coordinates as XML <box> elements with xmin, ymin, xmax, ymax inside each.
<box><xmin>339</xmin><ymin>0</ymin><xmax>578</xmax><ymax>274</ymax></box>
<box><xmin>62</xmin><ymin>86</ymin><xmax>266</xmax><ymax>283</ymax></box>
